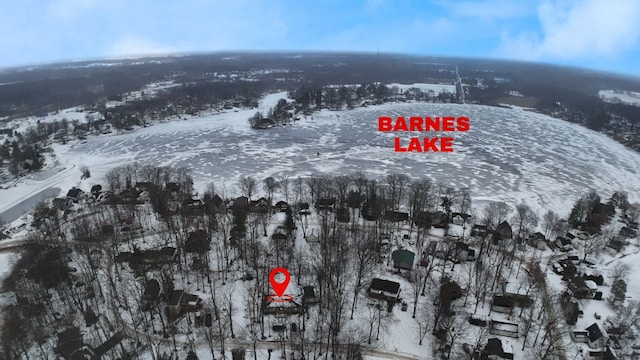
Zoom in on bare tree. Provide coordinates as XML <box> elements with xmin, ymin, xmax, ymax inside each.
<box><xmin>611</xmin><ymin>262</ymin><xmax>631</xmax><ymax>284</ymax></box>
<box><xmin>483</xmin><ymin>201</ymin><xmax>511</xmax><ymax>229</ymax></box>
<box><xmin>457</xmin><ymin>188</ymin><xmax>472</xmax><ymax>239</ymax></box>
<box><xmin>415</xmin><ymin>296</ymin><xmax>433</xmax><ymax>345</ymax></box>
<box><xmin>512</xmin><ymin>202</ymin><xmax>538</xmax><ymax>240</ymax></box>
<box><xmin>349</xmin><ymin>227</ymin><xmax>377</xmax><ymax>319</ymax></box>
<box><xmin>278</xmin><ymin>174</ymin><xmax>290</xmax><ymax>203</ymax></box>
<box><xmin>238</xmin><ymin>176</ymin><xmax>258</xmax><ymax>201</ymax></box>
<box><xmin>541</xmin><ymin>210</ymin><xmax>560</xmax><ymax>239</ymax></box>
<box><xmin>581</xmin><ymin>229</ymin><xmax>609</xmax><ymax>261</ymax></box>
<box><xmin>263</xmin><ymin>176</ymin><xmax>279</xmax><ymax>213</ymax></box>
<box><xmin>607</xmin><ymin>300</ymin><xmax>640</xmax><ymax>336</ymax></box>
<box><xmin>385</xmin><ymin>173</ymin><xmax>410</xmax><ymax>211</ymax></box>
<box><xmin>333</xmin><ymin>175</ymin><xmax>351</xmax><ymax>208</ymax></box>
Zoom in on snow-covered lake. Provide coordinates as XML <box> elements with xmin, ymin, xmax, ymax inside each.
<box><xmin>54</xmin><ymin>101</ymin><xmax>640</xmax><ymax>218</ymax></box>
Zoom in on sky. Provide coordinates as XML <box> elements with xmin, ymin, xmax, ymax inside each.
<box><xmin>2</xmin><ymin>0</ymin><xmax>640</xmax><ymax>77</ymax></box>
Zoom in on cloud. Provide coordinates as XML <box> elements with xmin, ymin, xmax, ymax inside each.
<box><xmin>497</xmin><ymin>0</ymin><xmax>640</xmax><ymax>61</ymax></box>
<box><xmin>106</xmin><ymin>36</ymin><xmax>177</xmax><ymax>59</ymax></box>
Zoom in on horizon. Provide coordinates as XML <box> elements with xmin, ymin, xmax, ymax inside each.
<box><xmin>2</xmin><ymin>0</ymin><xmax>640</xmax><ymax>78</ymax></box>
<box><xmin>4</xmin><ymin>50</ymin><xmax>638</xmax><ymax>82</ymax></box>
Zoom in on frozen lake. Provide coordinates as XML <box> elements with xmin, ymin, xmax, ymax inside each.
<box><xmin>60</xmin><ymin>102</ymin><xmax>640</xmax><ymax>216</ymax></box>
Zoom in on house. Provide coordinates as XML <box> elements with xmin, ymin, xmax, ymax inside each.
<box><xmin>184</xmin><ymin>230</ymin><xmax>210</xmax><ymax>253</ymax></box>
<box><xmin>574</xmin><ymin>323</ymin><xmax>609</xmax><ymax>348</ymax></box>
<box><xmin>556</xmin><ymin>236</ymin><xmax>573</xmax><ymax>252</ymax></box>
<box><xmin>105</xmin><ymin>188</ymin><xmax>144</xmax><ymax>205</ymax></box>
<box><xmin>275</xmin><ymin>200</ymin><xmax>289</xmax><ymax>212</ymax></box>
<box><xmin>134</xmin><ymin>181</ymin><xmax>154</xmax><ymax>191</ymax></box>
<box><xmin>316</xmin><ymin>198</ymin><xmax>336</xmax><ymax>211</ymax></box>
<box><xmin>183</xmin><ymin>198</ymin><xmax>205</xmax><ymax>215</ymax></box>
<box><xmin>231</xmin><ymin>196</ymin><xmax>249</xmax><ymax>211</ymax></box>
<box><xmin>426</xmin><ymin>241</ymin><xmax>448</xmax><ymax>260</ymax></box>
<box><xmin>493</xmin><ymin>221</ymin><xmax>513</xmax><ymax>242</ymax></box>
<box><xmin>368</xmin><ymin>278</ymin><xmax>401</xmax><ymax>303</ymax></box>
<box><xmin>250</xmin><ymin>197</ymin><xmax>270</xmax><ymax>213</ymax></box>
<box><xmin>481</xmin><ymin>337</ymin><xmax>514</xmax><ymax>359</ymax></box>
<box><xmin>261</xmin><ymin>296</ymin><xmax>305</xmax><ymax>315</ymax></box>
<box><xmin>429</xmin><ymin>211</ymin><xmax>449</xmax><ymax>228</ymax></box>
<box><xmin>204</xmin><ymin>194</ymin><xmax>224</xmax><ymax>213</ymax></box>
<box><xmin>53</xmin><ymin>197</ymin><xmax>73</xmax><ymax>211</ymax></box>
<box><xmin>468</xmin><ymin>314</ymin><xmax>488</xmax><ymax>327</ymax></box>
<box><xmin>491</xmin><ymin>295</ymin><xmax>514</xmax><ymax>314</ymax></box>
<box><xmin>167</xmin><ymin>290</ymin><xmax>202</xmax><ymax>319</ymax></box>
<box><xmin>454</xmin><ymin>242</ymin><xmax>475</xmax><ymax>261</ymax></box>
<box><xmin>527</xmin><ymin>232</ymin><xmax>547</xmax><ymax>250</ymax></box>
<box><xmin>607</xmin><ymin>238</ymin><xmax>625</xmax><ymax>252</ymax></box>
<box><xmin>272</xmin><ymin>226</ymin><xmax>289</xmax><ymax>241</ymax></box>
<box><xmin>117</xmin><ymin>246</ymin><xmax>177</xmax><ymax>265</ymax></box>
<box><xmin>231</xmin><ymin>349</ymin><xmax>246</xmax><ymax>360</ymax></box>
<box><xmin>501</xmin><ymin>282</ymin><xmax>533</xmax><ymax>306</ymax></box>
<box><xmin>391</xmin><ymin>249</ymin><xmax>415</xmax><ymax>270</ymax></box>
<box><xmin>569</xmin><ymin>276</ymin><xmax>598</xmax><ymax>299</ymax></box>
<box><xmin>66</xmin><ymin>188</ymin><xmax>84</xmax><ymax>203</ymax></box>
<box><xmin>165</xmin><ymin>182</ymin><xmax>180</xmax><ymax>192</ymax></box>
<box><xmin>302</xmin><ymin>286</ymin><xmax>319</xmax><ymax>305</ymax></box>
<box><xmin>383</xmin><ymin>210</ymin><xmax>409</xmax><ymax>222</ymax></box>
<box><xmin>471</xmin><ymin>224</ymin><xmax>488</xmax><ymax>237</ymax></box>
<box><xmin>413</xmin><ymin>211</ymin><xmax>431</xmax><ymax>228</ymax></box>
<box><xmin>588</xmin><ymin>346</ymin><xmax>619</xmax><ymax>360</ymax></box>
<box><xmin>489</xmin><ymin>320</ymin><xmax>519</xmax><ymax>338</ymax></box>
<box><xmin>619</xmin><ymin>227</ymin><xmax>637</xmax><ymax>238</ymax></box>
<box><xmin>583</xmin><ymin>270</ymin><xmax>604</xmax><ymax>285</ymax></box>
<box><xmin>362</xmin><ymin>201</ymin><xmax>384</xmax><ymax>221</ymax></box>
<box><xmin>253</xmin><ymin>118</ymin><xmax>275</xmax><ymax>129</ymax></box>
<box><xmin>451</xmin><ymin>212</ymin><xmax>471</xmax><ymax>226</ymax></box>
<box><xmin>298</xmin><ymin>202</ymin><xmax>311</xmax><ymax>215</ymax></box>
<box><xmin>336</xmin><ymin>207</ymin><xmax>350</xmax><ymax>222</ymax></box>
<box><xmin>56</xmin><ymin>327</ymin><xmax>95</xmax><ymax>360</ymax></box>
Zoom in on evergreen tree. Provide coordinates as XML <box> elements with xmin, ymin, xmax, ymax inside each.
<box><xmin>284</xmin><ymin>207</ymin><xmax>295</xmax><ymax>235</ymax></box>
<box><xmin>610</xmin><ymin>278</ymin><xmax>627</xmax><ymax>306</ymax></box>
<box><xmin>568</xmin><ymin>197</ymin><xmax>588</xmax><ymax>227</ymax></box>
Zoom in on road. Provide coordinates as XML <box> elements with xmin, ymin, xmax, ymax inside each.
<box><xmin>0</xmin><ymin>187</ymin><xmax>60</xmax><ymax>224</ymax></box>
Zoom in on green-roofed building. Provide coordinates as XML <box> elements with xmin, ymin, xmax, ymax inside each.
<box><xmin>392</xmin><ymin>249</ymin><xmax>415</xmax><ymax>270</ymax></box>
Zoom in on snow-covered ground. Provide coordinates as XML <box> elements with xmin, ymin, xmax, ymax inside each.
<box><xmin>599</xmin><ymin>89</ymin><xmax>640</xmax><ymax>107</ymax></box>
<box><xmin>388</xmin><ymin>83</ymin><xmax>456</xmax><ymax>93</ymax></box>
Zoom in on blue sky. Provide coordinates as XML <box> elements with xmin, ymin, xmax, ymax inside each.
<box><xmin>2</xmin><ymin>0</ymin><xmax>640</xmax><ymax>76</ymax></box>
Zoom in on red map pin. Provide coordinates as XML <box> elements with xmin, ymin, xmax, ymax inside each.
<box><xmin>269</xmin><ymin>267</ymin><xmax>290</xmax><ymax>297</ymax></box>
